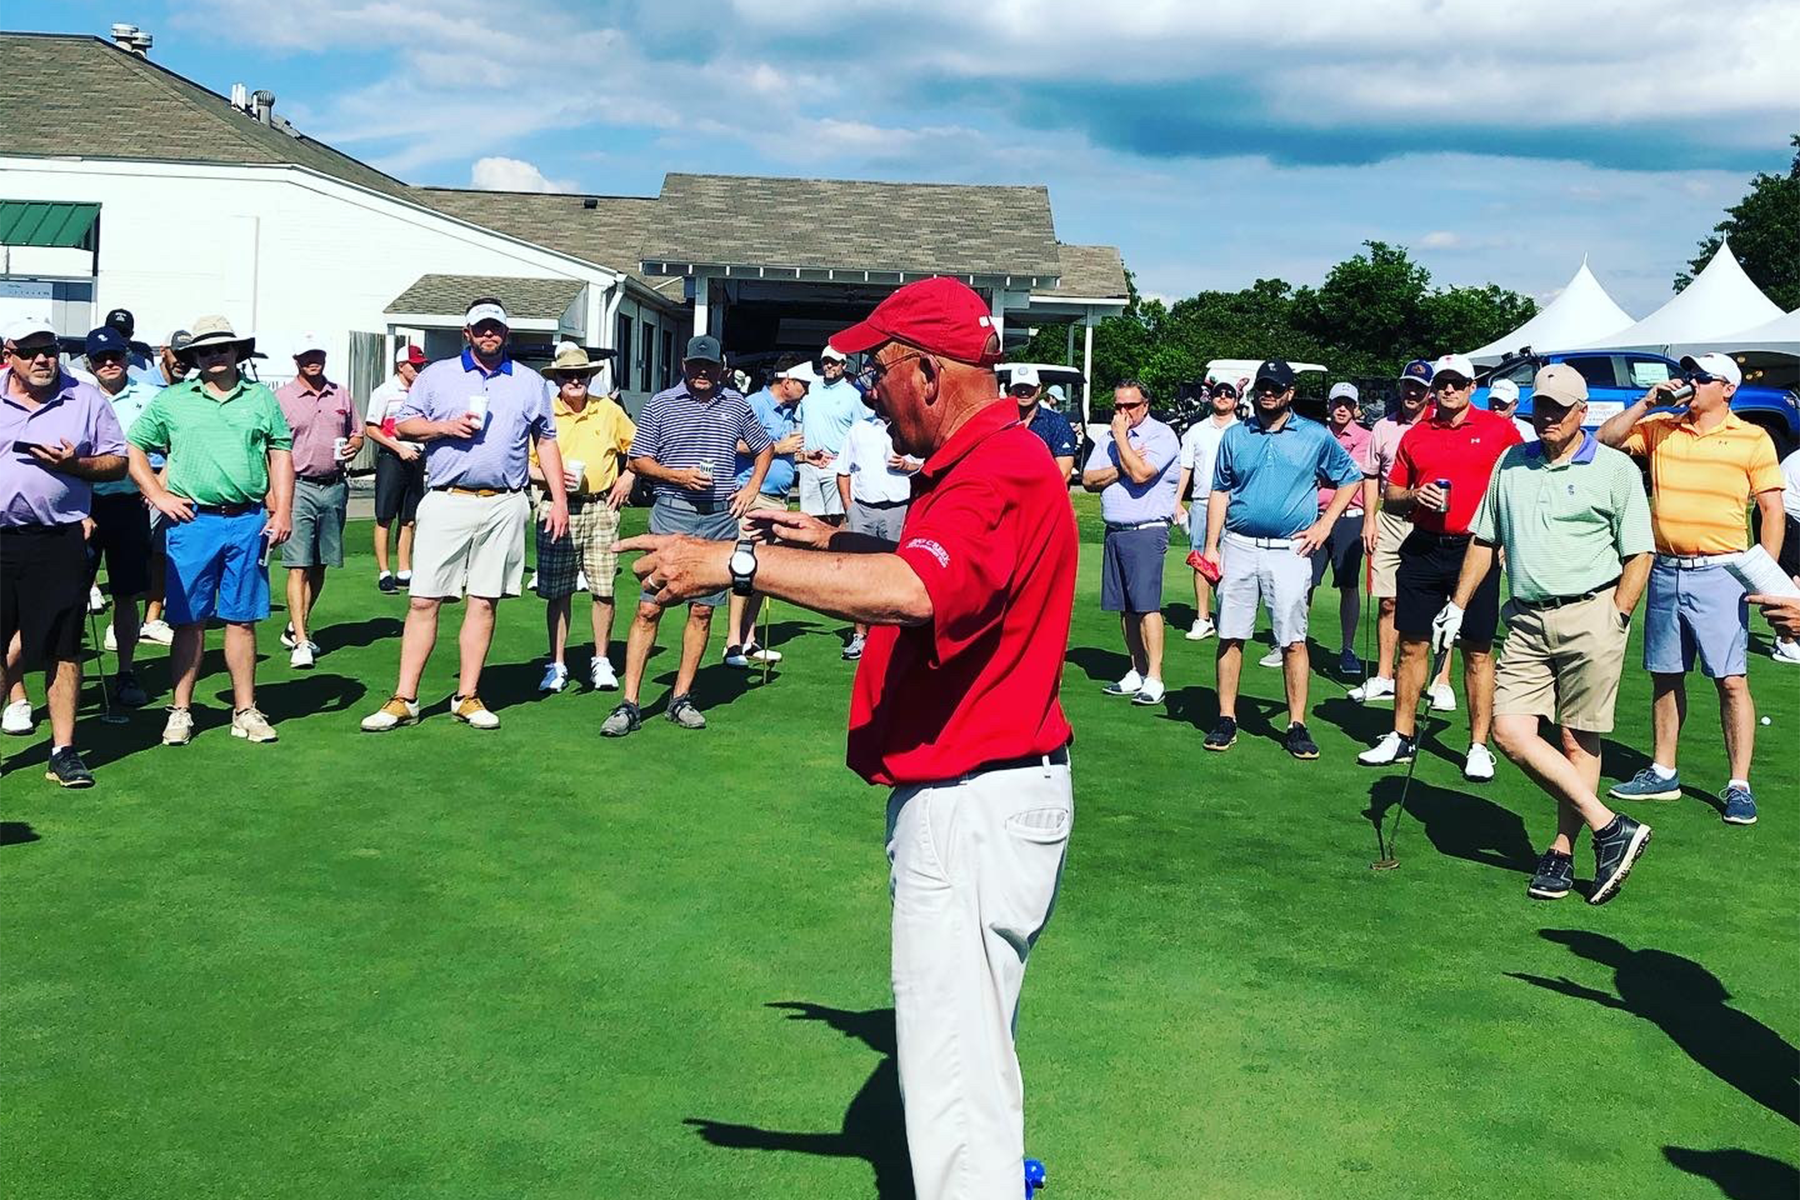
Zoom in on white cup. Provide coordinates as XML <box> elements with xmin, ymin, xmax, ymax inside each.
<box><xmin>466</xmin><ymin>394</ymin><xmax>489</xmax><ymax>427</ymax></box>
<box><xmin>566</xmin><ymin>458</ymin><xmax>586</xmax><ymax>488</ymax></box>
<box><xmin>333</xmin><ymin>436</ymin><xmax>349</xmax><ymax>462</ymax></box>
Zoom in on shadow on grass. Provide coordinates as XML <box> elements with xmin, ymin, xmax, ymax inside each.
<box><xmin>1662</xmin><ymin>1147</ymin><xmax>1800</xmax><ymax>1199</ymax></box>
<box><xmin>313</xmin><ymin>615</ymin><xmax>403</xmax><ymax>654</ymax></box>
<box><xmin>1363</xmin><ymin>774</ymin><xmax>1536</xmax><ymax>875</ymax></box>
<box><xmin>236</xmin><ymin>672</ymin><xmax>368</xmax><ymax>724</ymax></box>
<box><xmin>1161</xmin><ymin>684</ymin><xmax>1218</xmax><ymax>732</ymax></box>
<box><xmin>685</xmin><ymin>1001</ymin><xmax>911</xmax><ymax>1200</ymax></box>
<box><xmin>1600</xmin><ymin>736</ymin><xmax>1727</xmax><ymax>817</ymax></box>
<box><xmin>1510</xmin><ymin>930</ymin><xmax>1799</xmax><ymax>1127</ymax></box>
<box><xmin>1311</xmin><ymin>695</ymin><xmax>1394</xmax><ymax>747</ymax></box>
<box><xmin>1</xmin><ymin>821</ymin><xmax>41</xmax><ymax>847</ymax></box>
<box><xmin>1067</xmin><ymin>645</ymin><xmax>1129</xmax><ymax>687</ymax></box>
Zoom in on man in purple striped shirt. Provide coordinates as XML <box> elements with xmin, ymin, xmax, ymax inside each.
<box><xmin>602</xmin><ymin>335</ymin><xmax>772</xmax><ymax>737</ymax></box>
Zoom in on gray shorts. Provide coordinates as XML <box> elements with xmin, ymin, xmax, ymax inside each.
<box><xmin>797</xmin><ymin>462</ymin><xmax>846</xmax><ymax>517</ymax></box>
<box><xmin>1100</xmin><ymin>524</ymin><xmax>1169</xmax><ymax>613</ymax></box>
<box><xmin>644</xmin><ymin>495</ymin><xmax>738</xmax><ymax>608</ymax></box>
<box><xmin>281</xmin><ymin>477</ymin><xmax>348</xmax><ymax>569</ymax></box>
<box><xmin>1643</xmin><ymin>557</ymin><xmax>1748</xmax><ymax>678</ymax></box>
<box><xmin>847</xmin><ymin>498</ymin><xmax>907</xmax><ymax>543</ymax></box>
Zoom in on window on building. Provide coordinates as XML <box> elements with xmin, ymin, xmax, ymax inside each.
<box><xmin>661</xmin><ymin>328</ymin><xmax>676</xmax><ymax>389</ymax></box>
<box><xmin>615</xmin><ymin>313</ymin><xmax>633</xmax><ymax>390</ymax></box>
<box><xmin>640</xmin><ymin>321</ymin><xmax>654</xmax><ymax>393</ymax></box>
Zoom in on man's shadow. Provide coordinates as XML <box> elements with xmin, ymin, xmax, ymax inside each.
<box><xmin>685</xmin><ymin>1001</ymin><xmax>912</xmax><ymax>1200</ymax></box>
<box><xmin>1663</xmin><ymin>1147</ymin><xmax>1800</xmax><ymax>1200</ymax></box>
<box><xmin>1066</xmin><ymin>645</ymin><xmax>1128</xmax><ymax>687</ymax></box>
<box><xmin>1363</xmin><ymin>774</ymin><xmax>1537</xmax><ymax>875</ymax></box>
<box><xmin>1510</xmin><ymin>930</ymin><xmax>1799</xmax><ymax>1126</ymax></box>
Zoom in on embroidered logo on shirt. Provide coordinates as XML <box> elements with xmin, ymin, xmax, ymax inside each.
<box><xmin>904</xmin><ymin>538</ymin><xmax>950</xmax><ymax>568</ymax></box>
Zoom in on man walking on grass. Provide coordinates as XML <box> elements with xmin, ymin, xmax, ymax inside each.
<box><xmin>796</xmin><ymin>345</ymin><xmax>861</xmax><ymax>524</ymax></box>
<box><xmin>1310</xmin><ymin>382</ymin><xmax>1375</xmax><ymax>678</ymax></box>
<box><xmin>1082</xmin><ymin>380</ymin><xmax>1180</xmax><ymax>706</ymax></box>
<box><xmin>1199</xmin><ymin>359</ymin><xmax>1362</xmax><ymax>759</ymax></box>
<box><xmin>275</xmin><ymin>334</ymin><xmax>362</xmax><ymax>669</ymax></box>
<box><xmin>1598</xmin><ymin>352</ymin><xmax>1783</xmax><ymax>825</ymax></box>
<box><xmin>725</xmin><ymin>356</ymin><xmax>810</xmax><ymax>667</ymax></box>
<box><xmin>128</xmin><ymin>315</ymin><xmax>294</xmax><ymax>747</ymax></box>
<box><xmin>360</xmin><ymin>299</ymin><xmax>569</xmax><ymax>733</ymax></box>
<box><xmin>1173</xmin><ymin>380</ymin><xmax>1238</xmax><ymax>641</ymax></box>
<box><xmin>364</xmin><ymin>344</ymin><xmax>428</xmax><ymax>594</ymax></box>
<box><xmin>1433</xmin><ymin>365</ymin><xmax>1654</xmax><ymax>904</ymax></box>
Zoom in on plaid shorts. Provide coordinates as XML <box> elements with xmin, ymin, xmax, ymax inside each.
<box><xmin>535</xmin><ymin>499</ymin><xmax>621</xmax><ymax>600</ymax></box>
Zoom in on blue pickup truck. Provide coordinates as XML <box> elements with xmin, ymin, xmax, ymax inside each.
<box><xmin>1476</xmin><ymin>350</ymin><xmax>1799</xmax><ymax>457</ymax></box>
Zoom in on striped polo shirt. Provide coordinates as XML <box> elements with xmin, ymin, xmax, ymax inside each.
<box><xmin>1471</xmin><ymin>434</ymin><xmax>1653</xmax><ymax>602</ymax></box>
<box><xmin>629</xmin><ymin>381</ymin><xmax>774</xmax><ymax>504</ymax></box>
<box><xmin>1619</xmin><ymin>412</ymin><xmax>1783</xmax><ymax>555</ymax></box>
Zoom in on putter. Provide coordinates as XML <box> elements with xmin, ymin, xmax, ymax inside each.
<box><xmin>86</xmin><ymin>608</ymin><xmax>128</xmax><ymax>725</ymax></box>
<box><xmin>1370</xmin><ymin>640</ymin><xmax>1448</xmax><ymax>871</ymax></box>
<box><xmin>761</xmin><ymin>597</ymin><xmax>773</xmax><ymax>686</ymax></box>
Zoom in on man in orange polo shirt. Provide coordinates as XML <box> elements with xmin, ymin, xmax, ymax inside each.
<box><xmin>619</xmin><ymin>277</ymin><xmax>1075</xmax><ymax>1200</ymax></box>
<box><xmin>1598</xmin><ymin>352</ymin><xmax>1784</xmax><ymax>824</ymax></box>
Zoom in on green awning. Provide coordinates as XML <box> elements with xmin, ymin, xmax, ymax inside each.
<box><xmin>0</xmin><ymin>201</ymin><xmax>101</xmax><ymax>250</ymax></box>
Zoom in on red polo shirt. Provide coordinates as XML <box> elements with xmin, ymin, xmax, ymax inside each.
<box><xmin>847</xmin><ymin>401</ymin><xmax>1077</xmax><ymax>786</ymax></box>
<box><xmin>1389</xmin><ymin>406</ymin><xmax>1522</xmax><ymax>536</ymax></box>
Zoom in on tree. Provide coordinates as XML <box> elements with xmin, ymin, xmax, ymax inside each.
<box><xmin>1676</xmin><ymin>134</ymin><xmax>1800</xmax><ymax>311</ymax></box>
<box><xmin>1291</xmin><ymin>241</ymin><xmax>1433</xmax><ymax>376</ymax></box>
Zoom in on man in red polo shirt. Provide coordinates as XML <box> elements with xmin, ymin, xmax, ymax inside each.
<box><xmin>1360</xmin><ymin>352</ymin><xmax>1521</xmax><ymax>780</ymax></box>
<box><xmin>619</xmin><ymin>277</ymin><xmax>1076</xmax><ymax>1200</ymax></box>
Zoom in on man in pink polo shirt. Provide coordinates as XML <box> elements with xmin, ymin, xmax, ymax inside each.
<box><xmin>274</xmin><ymin>334</ymin><xmax>362</xmax><ymax>669</ymax></box>
<box><xmin>1309</xmin><ymin>383</ymin><xmax>1375</xmax><ymax>677</ymax></box>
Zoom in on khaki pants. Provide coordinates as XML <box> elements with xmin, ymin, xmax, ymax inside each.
<box><xmin>887</xmin><ymin>754</ymin><xmax>1073</xmax><ymax>1200</ymax></box>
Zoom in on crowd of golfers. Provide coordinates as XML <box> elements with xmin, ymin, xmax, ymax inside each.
<box><xmin>3</xmin><ymin>304</ymin><xmax>1790</xmax><ymax>911</ymax></box>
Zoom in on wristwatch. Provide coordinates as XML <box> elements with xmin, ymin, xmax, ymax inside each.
<box><xmin>728</xmin><ymin>538</ymin><xmax>758</xmax><ymax>595</ymax></box>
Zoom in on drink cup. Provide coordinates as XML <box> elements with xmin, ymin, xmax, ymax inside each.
<box><xmin>566</xmin><ymin>458</ymin><xmax>586</xmax><ymax>489</ymax></box>
<box><xmin>1435</xmin><ymin>477</ymin><xmax>1452</xmax><ymax>512</ymax></box>
<box><xmin>333</xmin><ymin>436</ymin><xmax>349</xmax><ymax>462</ymax></box>
<box><xmin>466</xmin><ymin>393</ymin><xmax>489</xmax><ymax>427</ymax></box>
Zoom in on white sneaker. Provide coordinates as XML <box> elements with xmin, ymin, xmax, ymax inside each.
<box><xmin>280</xmin><ymin>624</ymin><xmax>298</xmax><ymax>650</ymax></box>
<box><xmin>724</xmin><ymin>646</ymin><xmax>752</xmax><ymax>669</ymax></box>
<box><xmin>1464</xmin><ymin>743</ymin><xmax>1497</xmax><ymax>782</ymax></box>
<box><xmin>1103</xmin><ymin>669</ymin><xmax>1144</xmax><ymax>696</ymax></box>
<box><xmin>590</xmin><ymin>658</ymin><xmax>618</xmax><ymax>690</ymax></box>
<box><xmin>88</xmin><ymin>584</ymin><xmax>108</xmax><ymax>613</ymax></box>
<box><xmin>1132</xmin><ymin>677</ymin><xmax>1166</xmax><ymax>706</ymax></box>
<box><xmin>162</xmin><ymin>706</ymin><xmax>194</xmax><ymax>745</ymax></box>
<box><xmin>1186</xmin><ymin>618</ymin><xmax>1216</xmax><ymax>642</ymax></box>
<box><xmin>361</xmin><ymin>694</ymin><xmax>420</xmax><ymax>732</ymax></box>
<box><xmin>139</xmin><ymin>619</ymin><xmax>174</xmax><ymax>645</ymax></box>
<box><xmin>1359</xmin><ymin>730</ymin><xmax>1415</xmax><ymax>766</ymax></box>
<box><xmin>1429</xmin><ymin>682</ymin><xmax>1457</xmax><ymax>712</ymax></box>
<box><xmin>1773</xmin><ymin>639</ymin><xmax>1800</xmax><ymax>665</ymax></box>
<box><xmin>230</xmin><ymin>705</ymin><xmax>278</xmax><ymax>743</ymax></box>
<box><xmin>747</xmin><ymin>643</ymin><xmax>783</xmax><ymax>664</ymax></box>
<box><xmin>1259</xmin><ymin>647</ymin><xmax>1284</xmax><ymax>668</ymax></box>
<box><xmin>289</xmin><ymin>643</ymin><xmax>315</xmax><ymax>670</ymax></box>
<box><xmin>103</xmin><ymin>623</ymin><xmax>118</xmax><ymax>652</ymax></box>
<box><xmin>1349</xmin><ymin>676</ymin><xmax>1396</xmax><ymax>703</ymax></box>
<box><xmin>2</xmin><ymin>698</ymin><xmax>34</xmax><ymax>736</ymax></box>
<box><xmin>539</xmin><ymin>662</ymin><xmax>569</xmax><ymax>693</ymax></box>
<box><xmin>575</xmin><ymin>570</ymin><xmax>589</xmax><ymax>592</ymax></box>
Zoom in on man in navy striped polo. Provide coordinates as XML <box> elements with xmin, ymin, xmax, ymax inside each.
<box><xmin>602</xmin><ymin>336</ymin><xmax>774</xmax><ymax>736</ymax></box>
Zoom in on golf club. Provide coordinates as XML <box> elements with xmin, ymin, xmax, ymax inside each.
<box><xmin>1370</xmin><ymin>640</ymin><xmax>1448</xmax><ymax>871</ymax></box>
<box><xmin>761</xmin><ymin>597</ymin><xmax>774</xmax><ymax>686</ymax></box>
<box><xmin>86</xmin><ymin>607</ymin><xmax>128</xmax><ymax>725</ymax></box>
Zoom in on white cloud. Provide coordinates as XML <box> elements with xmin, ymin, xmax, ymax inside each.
<box><xmin>1420</xmin><ymin>231</ymin><xmax>1464</xmax><ymax>250</ymax></box>
<box><xmin>469</xmin><ymin>156</ymin><xmax>577</xmax><ymax>193</ymax></box>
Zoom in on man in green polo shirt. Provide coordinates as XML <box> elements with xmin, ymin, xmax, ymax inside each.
<box><xmin>1431</xmin><ymin>364</ymin><xmax>1654</xmax><ymax>906</ymax></box>
<box><xmin>127</xmin><ymin>315</ymin><xmax>294</xmax><ymax>747</ymax></box>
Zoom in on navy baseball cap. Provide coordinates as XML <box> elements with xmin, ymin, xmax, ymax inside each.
<box><xmin>1398</xmin><ymin>359</ymin><xmax>1434</xmax><ymax>387</ymax></box>
<box><xmin>684</xmin><ymin>334</ymin><xmax>723</xmax><ymax>363</ymax></box>
<box><xmin>1254</xmin><ymin>359</ymin><xmax>1295</xmax><ymax>390</ymax></box>
<box><xmin>85</xmin><ymin>326</ymin><xmax>129</xmax><ymax>358</ymax></box>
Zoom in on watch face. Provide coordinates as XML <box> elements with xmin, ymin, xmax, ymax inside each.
<box><xmin>730</xmin><ymin>551</ymin><xmax>756</xmax><ymax>574</ymax></box>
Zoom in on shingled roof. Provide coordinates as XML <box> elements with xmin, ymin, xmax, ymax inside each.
<box><xmin>1040</xmin><ymin>244</ymin><xmax>1128</xmax><ymax>299</ymax></box>
<box><xmin>0</xmin><ymin>32</ymin><xmax>409</xmax><ymax>200</ymax></box>
<box><xmin>640</xmin><ymin>173</ymin><xmax>1063</xmax><ymax>282</ymax></box>
<box><xmin>385</xmin><ymin>274</ymin><xmax>585</xmax><ymax>321</ymax></box>
<box><xmin>416</xmin><ymin>188</ymin><xmax>681</xmax><ymax>295</ymax></box>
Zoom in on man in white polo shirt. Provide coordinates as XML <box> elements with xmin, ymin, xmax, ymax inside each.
<box><xmin>834</xmin><ymin>386</ymin><xmax>920</xmax><ymax>659</ymax></box>
<box><xmin>797</xmin><ymin>346</ymin><xmax>863</xmax><ymax>523</ymax></box>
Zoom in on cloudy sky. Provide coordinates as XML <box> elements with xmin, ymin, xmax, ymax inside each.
<box><xmin>18</xmin><ymin>0</ymin><xmax>1797</xmax><ymax>312</ymax></box>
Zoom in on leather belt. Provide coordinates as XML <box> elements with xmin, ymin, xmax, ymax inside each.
<box><xmin>1657</xmin><ymin>551</ymin><xmax>1740</xmax><ymax>569</ymax></box>
<box><xmin>974</xmin><ymin>745</ymin><xmax>1071</xmax><ymax>775</ymax></box>
<box><xmin>1226</xmin><ymin>531</ymin><xmax>1296</xmax><ymax>549</ymax></box>
<box><xmin>1515</xmin><ymin>578</ymin><xmax>1619</xmax><ymax>611</ymax></box>
<box><xmin>855</xmin><ymin>497</ymin><xmax>908</xmax><ymax>509</ymax></box>
<box><xmin>192</xmin><ymin>503</ymin><xmax>261</xmax><ymax>517</ymax></box>
<box><xmin>1105</xmin><ymin>519</ymin><xmax>1169</xmax><ymax>532</ymax></box>
<box><xmin>432</xmin><ymin>485</ymin><xmax>521</xmax><ymax>497</ymax></box>
<box><xmin>296</xmin><ymin>471</ymin><xmax>344</xmax><ymax>485</ymax></box>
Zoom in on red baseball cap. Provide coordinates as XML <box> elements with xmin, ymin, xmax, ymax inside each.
<box><xmin>830</xmin><ymin>276</ymin><xmax>1001</xmax><ymax>366</ymax></box>
<box><xmin>395</xmin><ymin>344</ymin><xmax>426</xmax><ymax>366</ymax></box>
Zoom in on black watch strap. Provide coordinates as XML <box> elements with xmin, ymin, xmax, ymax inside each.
<box><xmin>730</xmin><ymin>538</ymin><xmax>758</xmax><ymax>595</ymax></box>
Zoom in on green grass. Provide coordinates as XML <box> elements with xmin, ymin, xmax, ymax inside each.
<box><xmin>4</xmin><ymin>494</ymin><xmax>1796</xmax><ymax>1199</ymax></box>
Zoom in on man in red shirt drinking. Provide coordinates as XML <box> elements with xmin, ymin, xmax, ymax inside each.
<box><xmin>1360</xmin><ymin>353</ymin><xmax>1521</xmax><ymax>780</ymax></box>
<box><xmin>618</xmin><ymin>276</ymin><xmax>1076</xmax><ymax>1200</ymax></box>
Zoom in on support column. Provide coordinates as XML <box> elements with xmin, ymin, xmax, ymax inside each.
<box><xmin>692</xmin><ymin>276</ymin><xmax>709</xmax><ymax>339</ymax></box>
<box><xmin>988</xmin><ymin>288</ymin><xmax>1006</xmax><ymax>345</ymax></box>
<box><xmin>1082</xmin><ymin>318</ymin><xmax>1095</xmax><ymax>427</ymax></box>
<box><xmin>1065</xmin><ymin>323</ymin><xmax>1076</xmax><ymax>366</ymax></box>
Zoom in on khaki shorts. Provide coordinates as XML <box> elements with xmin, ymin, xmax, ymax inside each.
<box><xmin>410</xmin><ymin>489</ymin><xmax>529</xmax><ymax>600</ymax></box>
<box><xmin>1494</xmin><ymin>587</ymin><xmax>1631</xmax><ymax>733</ymax></box>
<box><xmin>1369</xmin><ymin>510</ymin><xmax>1411</xmax><ymax>599</ymax></box>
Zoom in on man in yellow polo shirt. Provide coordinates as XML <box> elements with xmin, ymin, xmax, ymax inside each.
<box><xmin>1597</xmin><ymin>352</ymin><xmax>1784</xmax><ymax>824</ymax></box>
<box><xmin>529</xmin><ymin>345</ymin><xmax>636</xmax><ymax>692</ymax></box>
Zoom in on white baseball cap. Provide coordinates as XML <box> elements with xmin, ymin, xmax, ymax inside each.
<box><xmin>1679</xmin><ymin>352</ymin><xmax>1742</xmax><ymax>388</ymax></box>
<box><xmin>4</xmin><ymin>315</ymin><xmax>56</xmax><ymax>344</ymax></box>
<box><xmin>1488</xmin><ymin>378</ymin><xmax>1520</xmax><ymax>405</ymax></box>
<box><xmin>1046</xmin><ymin>384</ymin><xmax>1067</xmax><ymax>403</ymax></box>
<box><xmin>775</xmin><ymin>360</ymin><xmax>818</xmax><ymax>385</ymax></box>
<box><xmin>1328</xmin><ymin>381</ymin><xmax>1359</xmax><ymax>404</ymax></box>
<box><xmin>1009</xmin><ymin>365</ymin><xmax>1041</xmax><ymax>388</ymax></box>
<box><xmin>818</xmin><ymin>345</ymin><xmax>848</xmax><ymax>363</ymax></box>
<box><xmin>465</xmin><ymin>301</ymin><xmax>509</xmax><ymax>327</ymax></box>
<box><xmin>1430</xmin><ymin>353</ymin><xmax>1477</xmax><ymax>383</ymax></box>
<box><xmin>292</xmin><ymin>332</ymin><xmax>327</xmax><ymax>358</ymax></box>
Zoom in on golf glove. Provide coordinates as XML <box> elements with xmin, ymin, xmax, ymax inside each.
<box><xmin>1431</xmin><ymin>602</ymin><xmax>1465</xmax><ymax>654</ymax></box>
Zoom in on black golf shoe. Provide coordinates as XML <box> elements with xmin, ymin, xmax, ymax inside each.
<box><xmin>1589</xmin><ymin>815</ymin><xmax>1651</xmax><ymax>905</ymax></box>
<box><xmin>1526</xmin><ymin>849</ymin><xmax>1574</xmax><ymax>900</ymax></box>
<box><xmin>1203</xmin><ymin>716</ymin><xmax>1237</xmax><ymax>752</ymax></box>
<box><xmin>45</xmin><ymin>747</ymin><xmax>95</xmax><ymax>789</ymax></box>
<box><xmin>1284</xmin><ymin>722</ymin><xmax>1320</xmax><ymax>760</ymax></box>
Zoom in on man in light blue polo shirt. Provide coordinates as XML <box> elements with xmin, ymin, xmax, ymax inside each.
<box><xmin>1081</xmin><ymin>380</ymin><xmax>1180</xmax><ymax>705</ymax></box>
<box><xmin>727</xmin><ymin>355</ymin><xmax>810</xmax><ymax>663</ymax></box>
<box><xmin>1201</xmin><ymin>358</ymin><xmax>1361</xmax><ymax>759</ymax></box>
<box><xmin>797</xmin><ymin>345</ymin><xmax>863</xmax><ymax>522</ymax></box>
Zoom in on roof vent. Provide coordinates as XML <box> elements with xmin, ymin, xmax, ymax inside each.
<box><xmin>231</xmin><ymin>83</ymin><xmax>248</xmax><ymax>111</ymax></box>
<box><xmin>251</xmin><ymin>89</ymin><xmax>276</xmax><ymax>125</ymax></box>
<box><xmin>110</xmin><ymin>23</ymin><xmax>149</xmax><ymax>55</ymax></box>
<box><xmin>129</xmin><ymin>32</ymin><xmax>153</xmax><ymax>55</ymax></box>
<box><xmin>583</xmin><ymin>198</ymin><xmax>599</xmax><ymax>210</ymax></box>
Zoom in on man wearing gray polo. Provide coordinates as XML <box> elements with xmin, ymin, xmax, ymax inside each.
<box><xmin>1432</xmin><ymin>364</ymin><xmax>1654</xmax><ymax>904</ymax></box>
<box><xmin>1081</xmin><ymin>380</ymin><xmax>1180</xmax><ymax>706</ymax></box>
<box><xmin>361</xmin><ymin>299</ymin><xmax>569</xmax><ymax>732</ymax></box>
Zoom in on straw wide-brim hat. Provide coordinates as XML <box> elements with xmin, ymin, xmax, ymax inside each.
<box><xmin>179</xmin><ymin>314</ymin><xmax>256</xmax><ymax>363</ymax></box>
<box><xmin>545</xmin><ymin>344</ymin><xmax>615</xmax><ymax>376</ymax></box>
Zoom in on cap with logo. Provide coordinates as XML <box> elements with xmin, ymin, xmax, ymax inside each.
<box><xmin>774</xmin><ymin>360</ymin><xmax>818</xmax><ymax>386</ymax></box>
<box><xmin>292</xmin><ymin>332</ymin><xmax>327</xmax><ymax>358</ymax></box>
<box><xmin>1211</xmin><ymin>379</ymin><xmax>1239</xmax><ymax>397</ymax></box>
<box><xmin>819</xmin><ymin>345</ymin><xmax>848</xmax><ymax>363</ymax></box>
<box><xmin>684</xmin><ymin>334</ymin><xmax>724</xmax><ymax>364</ymax></box>
<box><xmin>1429</xmin><ymin>353</ymin><xmax>1477</xmax><ymax>383</ymax></box>
<box><xmin>157</xmin><ymin>330</ymin><xmax>193</xmax><ymax>353</ymax></box>
<box><xmin>5</xmin><ymin>315</ymin><xmax>58</xmax><ymax>347</ymax></box>
<box><xmin>464</xmin><ymin>301</ymin><xmax>509</xmax><ymax>329</ymax></box>
<box><xmin>1328</xmin><ymin>381</ymin><xmax>1359</xmax><ymax>405</ymax></box>
<box><xmin>105</xmin><ymin>308</ymin><xmax>135</xmax><ymax>338</ymax></box>
<box><xmin>1679</xmin><ymin>352</ymin><xmax>1742</xmax><ymax>388</ymax></box>
<box><xmin>830</xmin><ymin>276</ymin><xmax>1001</xmax><ymax>366</ymax></box>
<box><xmin>1399</xmin><ymin>358</ymin><xmax>1435</xmax><ymax>387</ymax></box>
<box><xmin>85</xmin><ymin>326</ymin><xmax>130</xmax><ymax>358</ymax></box>
<box><xmin>1254</xmin><ymin>359</ymin><xmax>1296</xmax><ymax>390</ymax></box>
<box><xmin>1009</xmin><ymin>365</ymin><xmax>1042</xmax><ymax>389</ymax></box>
<box><xmin>395</xmin><ymin>344</ymin><xmax>426</xmax><ymax>366</ymax></box>
<box><xmin>1532</xmin><ymin>364</ymin><xmax>1589</xmax><ymax>408</ymax></box>
<box><xmin>1487</xmin><ymin>378</ymin><xmax>1520</xmax><ymax>406</ymax></box>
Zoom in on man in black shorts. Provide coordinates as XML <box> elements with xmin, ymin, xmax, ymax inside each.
<box><xmin>82</xmin><ymin>325</ymin><xmax>160</xmax><ymax>707</ymax></box>
<box><xmin>364</xmin><ymin>344</ymin><xmax>428</xmax><ymax>593</ymax></box>
<box><xmin>0</xmin><ymin>317</ymin><xmax>130</xmax><ymax>787</ymax></box>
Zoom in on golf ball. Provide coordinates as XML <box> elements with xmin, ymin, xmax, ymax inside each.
<box><xmin>1760</xmin><ymin>716</ymin><xmax>1772</xmax><ymax>726</ymax></box>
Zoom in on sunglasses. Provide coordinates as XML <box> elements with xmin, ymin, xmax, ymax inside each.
<box><xmin>194</xmin><ymin>344</ymin><xmax>237</xmax><ymax>358</ymax></box>
<box><xmin>9</xmin><ymin>345</ymin><xmax>59</xmax><ymax>362</ymax></box>
<box><xmin>1431</xmin><ymin>377</ymin><xmax>1472</xmax><ymax>392</ymax></box>
<box><xmin>1686</xmin><ymin>370</ymin><xmax>1721</xmax><ymax>385</ymax></box>
<box><xmin>90</xmin><ymin>352</ymin><xmax>128</xmax><ymax>366</ymax></box>
<box><xmin>1008</xmin><ymin>384</ymin><xmax>1039</xmax><ymax>398</ymax></box>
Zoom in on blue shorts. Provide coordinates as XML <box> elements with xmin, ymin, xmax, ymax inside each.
<box><xmin>1187</xmin><ymin>501</ymin><xmax>1208</xmax><ymax>550</ymax></box>
<box><xmin>1643</xmin><ymin>558</ymin><xmax>1748</xmax><ymax>678</ymax></box>
<box><xmin>165</xmin><ymin>510</ymin><xmax>271</xmax><ymax>625</ymax></box>
<box><xmin>1100</xmin><ymin>524</ymin><xmax>1169</xmax><ymax>613</ymax></box>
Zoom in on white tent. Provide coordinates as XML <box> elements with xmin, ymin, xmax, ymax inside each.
<box><xmin>1577</xmin><ymin>238</ymin><xmax>1783</xmax><ymax>352</ymax></box>
<box><xmin>1466</xmin><ymin>258</ymin><xmax>1634</xmax><ymax>364</ymax></box>
<box><xmin>1683</xmin><ymin>307</ymin><xmax>1800</xmax><ymax>358</ymax></box>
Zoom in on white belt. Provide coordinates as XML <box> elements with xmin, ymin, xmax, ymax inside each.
<box><xmin>1657</xmin><ymin>551</ymin><xmax>1742</xmax><ymax>570</ymax></box>
<box><xmin>1226</xmin><ymin>530</ymin><xmax>1298</xmax><ymax>550</ymax></box>
<box><xmin>1342</xmin><ymin>508</ymin><xmax>1364</xmax><ymax>519</ymax></box>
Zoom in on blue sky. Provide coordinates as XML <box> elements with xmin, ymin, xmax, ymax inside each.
<box><xmin>15</xmin><ymin>0</ymin><xmax>1797</xmax><ymax>312</ymax></box>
